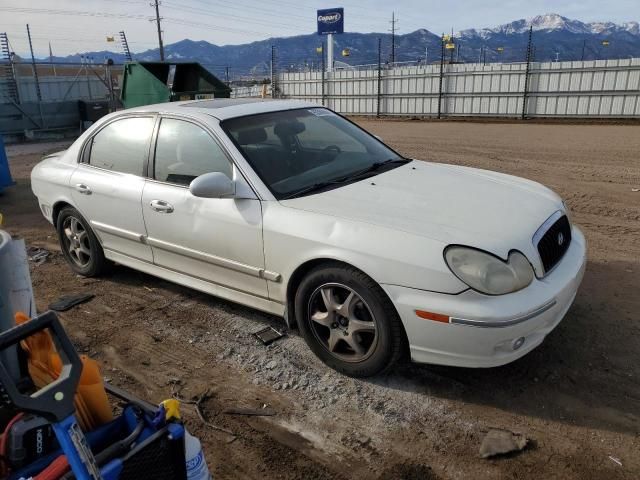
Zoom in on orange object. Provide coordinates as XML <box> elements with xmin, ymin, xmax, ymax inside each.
<box><xmin>14</xmin><ymin>312</ymin><xmax>112</xmax><ymax>431</ymax></box>
<box><xmin>34</xmin><ymin>455</ymin><xmax>69</xmax><ymax>480</ymax></box>
<box><xmin>415</xmin><ymin>310</ymin><xmax>450</xmax><ymax>323</ymax></box>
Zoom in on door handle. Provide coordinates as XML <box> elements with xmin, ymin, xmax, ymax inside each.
<box><xmin>150</xmin><ymin>199</ymin><xmax>174</xmax><ymax>213</ymax></box>
<box><xmin>74</xmin><ymin>184</ymin><xmax>92</xmax><ymax>195</ymax></box>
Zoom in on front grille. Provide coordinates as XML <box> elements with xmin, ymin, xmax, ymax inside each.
<box><xmin>536</xmin><ymin>214</ymin><xmax>572</xmax><ymax>273</ymax></box>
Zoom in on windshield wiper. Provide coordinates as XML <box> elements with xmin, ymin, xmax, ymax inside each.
<box><xmin>343</xmin><ymin>158</ymin><xmax>410</xmax><ymax>181</ymax></box>
<box><xmin>281</xmin><ymin>158</ymin><xmax>410</xmax><ymax>200</ymax></box>
<box><xmin>281</xmin><ymin>179</ymin><xmax>346</xmax><ymax>200</ymax></box>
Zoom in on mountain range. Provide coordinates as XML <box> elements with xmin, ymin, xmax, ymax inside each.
<box><xmin>44</xmin><ymin>13</ymin><xmax>640</xmax><ymax>78</ymax></box>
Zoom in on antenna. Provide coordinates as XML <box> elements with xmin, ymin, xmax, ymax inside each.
<box><xmin>119</xmin><ymin>31</ymin><xmax>132</xmax><ymax>62</ymax></box>
<box><xmin>389</xmin><ymin>12</ymin><xmax>398</xmax><ymax>64</ymax></box>
<box><xmin>0</xmin><ymin>32</ymin><xmax>20</xmax><ymax>103</ymax></box>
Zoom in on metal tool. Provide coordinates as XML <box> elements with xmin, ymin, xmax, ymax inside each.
<box><xmin>0</xmin><ymin>311</ymin><xmax>102</xmax><ymax>479</ymax></box>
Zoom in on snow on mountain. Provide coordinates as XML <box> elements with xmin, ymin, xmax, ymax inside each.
<box><xmin>459</xmin><ymin>13</ymin><xmax>639</xmax><ymax>38</ymax></box>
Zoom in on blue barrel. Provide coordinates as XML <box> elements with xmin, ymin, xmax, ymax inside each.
<box><xmin>0</xmin><ymin>135</ymin><xmax>14</xmax><ymax>193</ymax></box>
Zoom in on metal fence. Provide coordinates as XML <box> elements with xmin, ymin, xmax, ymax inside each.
<box><xmin>1</xmin><ymin>76</ymin><xmax>111</xmax><ymax>103</ymax></box>
<box><xmin>277</xmin><ymin>58</ymin><xmax>640</xmax><ymax>118</ymax></box>
<box><xmin>1</xmin><ymin>64</ymin><xmax>123</xmax><ymax>138</ymax></box>
<box><xmin>0</xmin><ymin>101</ymin><xmax>80</xmax><ymax>136</ymax></box>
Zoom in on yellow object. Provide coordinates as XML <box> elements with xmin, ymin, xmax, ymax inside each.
<box><xmin>601</xmin><ymin>40</ymin><xmax>610</xmax><ymax>46</ymax></box>
<box><xmin>106</xmin><ymin>36</ymin><xmax>115</xmax><ymax>42</ymax></box>
<box><xmin>442</xmin><ymin>34</ymin><xmax>450</xmax><ymax>42</ymax></box>
<box><xmin>445</xmin><ymin>43</ymin><xmax>455</xmax><ymax>50</ymax></box>
<box><xmin>161</xmin><ymin>399</ymin><xmax>181</xmax><ymax>421</ymax></box>
<box><xmin>15</xmin><ymin>312</ymin><xmax>113</xmax><ymax>431</ymax></box>
<box><xmin>497</xmin><ymin>47</ymin><xmax>505</xmax><ymax>52</ymax></box>
<box><xmin>0</xmin><ymin>213</ymin><xmax>3</xmax><ymax>225</ymax></box>
<box><xmin>341</xmin><ymin>48</ymin><xmax>350</xmax><ymax>57</ymax></box>
<box><xmin>315</xmin><ymin>46</ymin><xmax>323</xmax><ymax>54</ymax></box>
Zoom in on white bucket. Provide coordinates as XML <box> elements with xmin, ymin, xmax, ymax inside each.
<box><xmin>0</xmin><ymin>230</ymin><xmax>36</xmax><ymax>380</ymax></box>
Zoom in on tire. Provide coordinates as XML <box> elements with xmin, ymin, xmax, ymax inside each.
<box><xmin>56</xmin><ymin>206</ymin><xmax>108</xmax><ymax>277</ymax></box>
<box><xmin>294</xmin><ymin>263</ymin><xmax>406</xmax><ymax>377</ymax></box>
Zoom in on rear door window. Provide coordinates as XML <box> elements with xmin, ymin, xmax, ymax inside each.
<box><xmin>88</xmin><ymin>117</ymin><xmax>154</xmax><ymax>176</ymax></box>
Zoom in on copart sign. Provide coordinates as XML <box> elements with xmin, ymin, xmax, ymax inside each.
<box><xmin>317</xmin><ymin>8</ymin><xmax>344</xmax><ymax>35</ymax></box>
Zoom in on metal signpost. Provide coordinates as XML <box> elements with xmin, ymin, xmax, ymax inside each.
<box><xmin>317</xmin><ymin>8</ymin><xmax>344</xmax><ymax>73</ymax></box>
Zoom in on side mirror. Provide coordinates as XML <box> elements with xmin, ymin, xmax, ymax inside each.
<box><xmin>189</xmin><ymin>172</ymin><xmax>235</xmax><ymax>198</ymax></box>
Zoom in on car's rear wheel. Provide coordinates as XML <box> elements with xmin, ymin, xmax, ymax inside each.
<box><xmin>295</xmin><ymin>263</ymin><xmax>405</xmax><ymax>377</ymax></box>
<box><xmin>56</xmin><ymin>206</ymin><xmax>108</xmax><ymax>277</ymax></box>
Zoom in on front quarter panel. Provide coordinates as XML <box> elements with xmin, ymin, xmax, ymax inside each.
<box><xmin>262</xmin><ymin>202</ymin><xmax>468</xmax><ymax>303</ymax></box>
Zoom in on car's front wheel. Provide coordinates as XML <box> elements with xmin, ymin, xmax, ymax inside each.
<box><xmin>295</xmin><ymin>263</ymin><xmax>406</xmax><ymax>377</ymax></box>
<box><xmin>56</xmin><ymin>206</ymin><xmax>108</xmax><ymax>277</ymax></box>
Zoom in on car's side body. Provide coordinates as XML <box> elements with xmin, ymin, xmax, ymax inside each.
<box><xmin>31</xmin><ymin>99</ymin><xmax>586</xmax><ymax>370</ymax></box>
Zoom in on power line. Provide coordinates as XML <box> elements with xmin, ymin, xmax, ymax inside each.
<box><xmin>0</xmin><ymin>6</ymin><xmax>149</xmax><ymax>20</ymax></box>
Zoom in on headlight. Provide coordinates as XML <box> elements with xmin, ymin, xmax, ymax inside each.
<box><xmin>444</xmin><ymin>246</ymin><xmax>534</xmax><ymax>295</ymax></box>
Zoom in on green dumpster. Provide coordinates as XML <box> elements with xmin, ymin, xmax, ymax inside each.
<box><xmin>120</xmin><ymin>62</ymin><xmax>231</xmax><ymax>109</ymax></box>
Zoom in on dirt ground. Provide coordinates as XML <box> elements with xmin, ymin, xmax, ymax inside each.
<box><xmin>1</xmin><ymin>120</ymin><xmax>638</xmax><ymax>480</ymax></box>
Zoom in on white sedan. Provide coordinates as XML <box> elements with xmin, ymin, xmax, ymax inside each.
<box><xmin>31</xmin><ymin>99</ymin><xmax>586</xmax><ymax>377</ymax></box>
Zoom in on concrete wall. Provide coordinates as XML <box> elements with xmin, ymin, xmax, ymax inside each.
<box><xmin>278</xmin><ymin>58</ymin><xmax>640</xmax><ymax>118</ymax></box>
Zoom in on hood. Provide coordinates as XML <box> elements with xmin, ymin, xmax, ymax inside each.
<box><xmin>280</xmin><ymin>161</ymin><xmax>563</xmax><ymax>259</ymax></box>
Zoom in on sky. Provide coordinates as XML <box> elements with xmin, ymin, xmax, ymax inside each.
<box><xmin>1</xmin><ymin>0</ymin><xmax>639</xmax><ymax>57</ymax></box>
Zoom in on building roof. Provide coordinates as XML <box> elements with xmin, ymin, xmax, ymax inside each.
<box><xmin>130</xmin><ymin>98</ymin><xmax>320</xmax><ymax>121</ymax></box>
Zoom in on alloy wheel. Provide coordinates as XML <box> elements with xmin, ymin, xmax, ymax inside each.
<box><xmin>307</xmin><ymin>283</ymin><xmax>378</xmax><ymax>363</ymax></box>
<box><xmin>62</xmin><ymin>216</ymin><xmax>92</xmax><ymax>268</ymax></box>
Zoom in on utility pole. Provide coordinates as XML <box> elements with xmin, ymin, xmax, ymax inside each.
<box><xmin>152</xmin><ymin>0</ymin><xmax>165</xmax><ymax>61</ymax></box>
<box><xmin>270</xmin><ymin>45</ymin><xmax>276</xmax><ymax>98</ymax></box>
<box><xmin>26</xmin><ymin>24</ymin><xmax>42</xmax><ymax>101</ymax></box>
<box><xmin>449</xmin><ymin>28</ymin><xmax>455</xmax><ymax>63</ymax></box>
<box><xmin>389</xmin><ymin>12</ymin><xmax>398</xmax><ymax>64</ymax></box>
<box><xmin>437</xmin><ymin>34</ymin><xmax>445</xmax><ymax>119</ymax></box>
<box><xmin>321</xmin><ymin>41</ymin><xmax>325</xmax><ymax>105</ymax></box>
<box><xmin>522</xmin><ymin>25</ymin><xmax>533</xmax><ymax>120</ymax></box>
<box><xmin>377</xmin><ymin>37</ymin><xmax>382</xmax><ymax>117</ymax></box>
<box><xmin>581</xmin><ymin>39</ymin><xmax>586</xmax><ymax>61</ymax></box>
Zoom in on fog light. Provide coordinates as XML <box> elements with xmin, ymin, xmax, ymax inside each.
<box><xmin>512</xmin><ymin>337</ymin><xmax>525</xmax><ymax>350</ymax></box>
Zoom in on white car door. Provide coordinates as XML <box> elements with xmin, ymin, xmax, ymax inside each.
<box><xmin>141</xmin><ymin>116</ymin><xmax>268</xmax><ymax>299</ymax></box>
<box><xmin>70</xmin><ymin>115</ymin><xmax>155</xmax><ymax>263</ymax></box>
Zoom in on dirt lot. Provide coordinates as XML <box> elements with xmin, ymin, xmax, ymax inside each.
<box><xmin>1</xmin><ymin>121</ymin><xmax>639</xmax><ymax>479</ymax></box>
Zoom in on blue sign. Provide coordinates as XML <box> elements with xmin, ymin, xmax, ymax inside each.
<box><xmin>317</xmin><ymin>8</ymin><xmax>344</xmax><ymax>35</ymax></box>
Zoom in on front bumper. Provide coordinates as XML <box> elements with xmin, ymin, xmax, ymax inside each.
<box><xmin>382</xmin><ymin>226</ymin><xmax>587</xmax><ymax>368</ymax></box>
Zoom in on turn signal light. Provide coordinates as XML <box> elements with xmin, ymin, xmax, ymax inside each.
<box><xmin>415</xmin><ymin>310</ymin><xmax>450</xmax><ymax>323</ymax></box>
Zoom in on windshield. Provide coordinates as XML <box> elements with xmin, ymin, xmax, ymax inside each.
<box><xmin>221</xmin><ymin>108</ymin><xmax>406</xmax><ymax>199</ymax></box>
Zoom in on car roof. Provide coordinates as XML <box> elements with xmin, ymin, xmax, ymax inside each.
<box><xmin>128</xmin><ymin>98</ymin><xmax>321</xmax><ymax>121</ymax></box>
